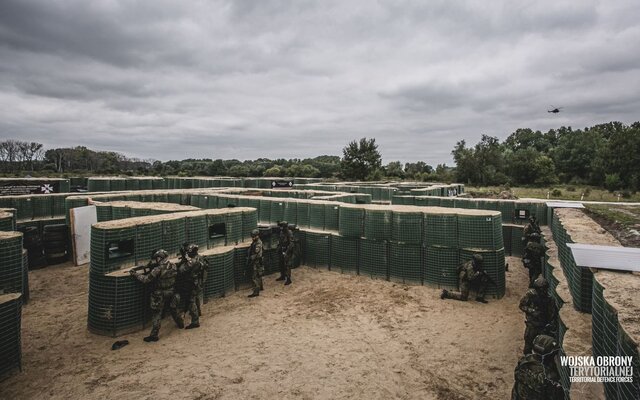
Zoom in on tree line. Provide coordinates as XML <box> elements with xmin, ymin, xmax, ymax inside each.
<box><xmin>452</xmin><ymin>121</ymin><xmax>640</xmax><ymax>191</ymax></box>
<box><xmin>2</xmin><ymin>120</ymin><xmax>637</xmax><ymax>189</ymax></box>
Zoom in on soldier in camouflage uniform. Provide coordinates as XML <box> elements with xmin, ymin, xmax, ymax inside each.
<box><xmin>522</xmin><ymin>233</ymin><xmax>545</xmax><ymax>287</ymax></box>
<box><xmin>178</xmin><ymin>244</ymin><xmax>209</xmax><ymax>329</ymax></box>
<box><xmin>522</xmin><ymin>215</ymin><xmax>542</xmax><ymax>247</ymax></box>
<box><xmin>275</xmin><ymin>221</ymin><xmax>294</xmax><ymax>286</ymax></box>
<box><xmin>441</xmin><ymin>254</ymin><xmax>489</xmax><ymax>303</ymax></box>
<box><xmin>248</xmin><ymin>229</ymin><xmax>264</xmax><ymax>298</ymax></box>
<box><xmin>130</xmin><ymin>249</ymin><xmax>184</xmax><ymax>342</ymax></box>
<box><xmin>519</xmin><ymin>276</ymin><xmax>559</xmax><ymax>355</ymax></box>
<box><xmin>512</xmin><ymin>334</ymin><xmax>564</xmax><ymax>400</ymax></box>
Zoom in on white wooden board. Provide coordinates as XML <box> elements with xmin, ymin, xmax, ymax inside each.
<box><xmin>70</xmin><ymin>205</ymin><xmax>97</xmax><ymax>266</ymax></box>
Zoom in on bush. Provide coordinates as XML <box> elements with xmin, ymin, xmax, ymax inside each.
<box><xmin>551</xmin><ymin>189</ymin><xmax>562</xmax><ymax>197</ymax></box>
<box><xmin>567</xmin><ymin>186</ymin><xmax>576</xmax><ymax>192</ymax></box>
<box><xmin>605</xmin><ymin>173</ymin><xmax>623</xmax><ymax>192</ymax></box>
<box><xmin>621</xmin><ymin>190</ymin><xmax>632</xmax><ymax>199</ymax></box>
<box><xmin>583</xmin><ymin>188</ymin><xmax>591</xmax><ymax>198</ymax></box>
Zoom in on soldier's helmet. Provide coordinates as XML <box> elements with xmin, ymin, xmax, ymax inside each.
<box><xmin>533</xmin><ymin>276</ymin><xmax>549</xmax><ymax>290</ymax></box>
<box><xmin>529</xmin><ymin>232</ymin><xmax>541</xmax><ymax>242</ymax></box>
<box><xmin>251</xmin><ymin>229</ymin><xmax>260</xmax><ymax>237</ymax></box>
<box><xmin>533</xmin><ymin>334</ymin><xmax>558</xmax><ymax>355</ymax></box>
<box><xmin>153</xmin><ymin>249</ymin><xmax>169</xmax><ymax>261</ymax></box>
<box><xmin>279</xmin><ymin>221</ymin><xmax>288</xmax><ymax>228</ymax></box>
<box><xmin>187</xmin><ymin>244</ymin><xmax>199</xmax><ymax>256</ymax></box>
<box><xmin>529</xmin><ymin>215</ymin><xmax>537</xmax><ymax>223</ymax></box>
<box><xmin>472</xmin><ymin>254</ymin><xmax>483</xmax><ymax>264</ymax></box>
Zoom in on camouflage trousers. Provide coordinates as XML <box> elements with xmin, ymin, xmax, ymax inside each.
<box><xmin>186</xmin><ymin>284</ymin><xmax>203</xmax><ymax>325</ymax></box>
<box><xmin>150</xmin><ymin>289</ymin><xmax>182</xmax><ymax>337</ymax></box>
<box><xmin>523</xmin><ymin>322</ymin><xmax>546</xmax><ymax>355</ymax></box>
<box><xmin>279</xmin><ymin>253</ymin><xmax>292</xmax><ymax>279</ymax></box>
<box><xmin>252</xmin><ymin>262</ymin><xmax>264</xmax><ymax>290</ymax></box>
<box><xmin>448</xmin><ymin>279</ymin><xmax>486</xmax><ymax>301</ymax></box>
<box><xmin>528</xmin><ymin>264</ymin><xmax>542</xmax><ymax>287</ymax></box>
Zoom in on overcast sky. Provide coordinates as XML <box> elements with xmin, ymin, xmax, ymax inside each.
<box><xmin>1</xmin><ymin>1</ymin><xmax>639</xmax><ymax>165</ymax></box>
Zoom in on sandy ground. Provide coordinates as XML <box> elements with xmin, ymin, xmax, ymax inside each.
<box><xmin>1</xmin><ymin>258</ymin><xmax>529</xmax><ymax>400</ymax></box>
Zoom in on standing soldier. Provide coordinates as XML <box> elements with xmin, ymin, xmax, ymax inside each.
<box><xmin>441</xmin><ymin>254</ymin><xmax>489</xmax><ymax>303</ymax></box>
<box><xmin>178</xmin><ymin>243</ymin><xmax>208</xmax><ymax>329</ymax></box>
<box><xmin>248</xmin><ymin>229</ymin><xmax>264</xmax><ymax>298</ymax></box>
<box><xmin>275</xmin><ymin>221</ymin><xmax>294</xmax><ymax>285</ymax></box>
<box><xmin>523</xmin><ymin>233</ymin><xmax>545</xmax><ymax>287</ymax></box>
<box><xmin>522</xmin><ymin>215</ymin><xmax>541</xmax><ymax>246</ymax></box>
<box><xmin>512</xmin><ymin>334</ymin><xmax>564</xmax><ymax>399</ymax></box>
<box><xmin>519</xmin><ymin>277</ymin><xmax>559</xmax><ymax>355</ymax></box>
<box><xmin>130</xmin><ymin>249</ymin><xmax>184</xmax><ymax>342</ymax></box>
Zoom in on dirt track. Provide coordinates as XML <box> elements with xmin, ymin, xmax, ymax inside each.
<box><xmin>1</xmin><ymin>258</ymin><xmax>528</xmax><ymax>400</ymax></box>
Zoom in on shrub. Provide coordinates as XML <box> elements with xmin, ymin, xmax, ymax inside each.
<box><xmin>551</xmin><ymin>189</ymin><xmax>562</xmax><ymax>197</ymax></box>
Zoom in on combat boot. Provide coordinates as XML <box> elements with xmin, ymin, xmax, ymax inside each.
<box><xmin>143</xmin><ymin>335</ymin><xmax>159</xmax><ymax>342</ymax></box>
<box><xmin>260</xmin><ymin>282</ymin><xmax>264</xmax><ymax>291</ymax></box>
<box><xmin>284</xmin><ymin>277</ymin><xmax>292</xmax><ymax>286</ymax></box>
<box><xmin>248</xmin><ymin>288</ymin><xmax>260</xmax><ymax>297</ymax></box>
<box><xmin>185</xmin><ymin>322</ymin><xmax>200</xmax><ymax>329</ymax></box>
<box><xmin>275</xmin><ymin>275</ymin><xmax>285</xmax><ymax>281</ymax></box>
<box><xmin>475</xmin><ymin>297</ymin><xmax>488</xmax><ymax>304</ymax></box>
<box><xmin>440</xmin><ymin>289</ymin><xmax>449</xmax><ymax>300</ymax></box>
<box><xmin>175</xmin><ymin>317</ymin><xmax>185</xmax><ymax>329</ymax></box>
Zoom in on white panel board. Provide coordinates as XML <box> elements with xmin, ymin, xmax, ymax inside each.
<box><xmin>71</xmin><ymin>205</ymin><xmax>97</xmax><ymax>266</ymax></box>
<box><xmin>545</xmin><ymin>201</ymin><xmax>585</xmax><ymax>209</ymax></box>
<box><xmin>568</xmin><ymin>243</ymin><xmax>640</xmax><ymax>272</ymax></box>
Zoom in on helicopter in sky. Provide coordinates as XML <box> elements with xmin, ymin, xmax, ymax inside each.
<box><xmin>547</xmin><ymin>106</ymin><xmax>563</xmax><ymax>113</ymax></box>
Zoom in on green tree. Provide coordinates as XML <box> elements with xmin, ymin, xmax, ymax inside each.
<box><xmin>340</xmin><ymin>138</ymin><xmax>382</xmax><ymax>181</ymax></box>
<box><xmin>384</xmin><ymin>161</ymin><xmax>405</xmax><ymax>179</ymax></box>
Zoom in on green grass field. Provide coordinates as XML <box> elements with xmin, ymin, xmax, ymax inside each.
<box><xmin>465</xmin><ymin>185</ymin><xmax>640</xmax><ymax>202</ymax></box>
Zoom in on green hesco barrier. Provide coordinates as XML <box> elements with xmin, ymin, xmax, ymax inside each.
<box><xmin>324</xmin><ymin>203</ymin><xmax>340</xmax><ymax>231</ymax></box>
<box><xmin>270</xmin><ymin>200</ymin><xmax>285</xmax><ymax>224</ymax></box>
<box><xmin>391</xmin><ymin>211</ymin><xmax>423</xmax><ymax>244</ymax></box>
<box><xmin>186</xmin><ymin>215</ymin><xmax>208</xmax><ymax>249</ymax></box>
<box><xmin>617</xmin><ymin>324</ymin><xmax>640</xmax><ymax>399</ymax></box>
<box><xmin>359</xmin><ymin>238</ymin><xmax>388</xmax><ymax>280</ymax></box>
<box><xmin>135</xmin><ymin>222</ymin><xmax>163</xmax><ymax>264</ymax></box>
<box><xmin>203</xmin><ymin>247</ymin><xmax>235</xmax><ymax>299</ymax></box>
<box><xmin>591</xmin><ymin>279</ymin><xmax>606</xmax><ymax>363</ymax></box>
<box><xmin>225</xmin><ymin>212</ymin><xmax>243</xmax><ymax>245</ymax></box>
<box><xmin>233</xmin><ymin>243</ymin><xmax>252</xmax><ymax>290</ymax></box>
<box><xmin>124</xmin><ymin>193</ymin><xmax>141</xmax><ymax>202</ymax></box>
<box><xmin>602</xmin><ymin>298</ymin><xmax>620</xmax><ymax>399</ymax></box>
<box><xmin>309</xmin><ymin>203</ymin><xmax>326</xmax><ymax>230</ymax></box>
<box><xmin>424</xmin><ymin>246</ymin><xmax>459</xmax><ymax>289</ymax></box>
<box><xmin>0</xmin><ymin>212</ymin><xmax>14</xmax><ymax>231</ymax></box>
<box><xmin>459</xmin><ymin>248</ymin><xmax>506</xmax><ymax>299</ymax></box>
<box><xmin>88</xmin><ymin>178</ymin><xmax>110</xmax><ymax>192</ymax></box>
<box><xmin>111</xmin><ymin>206</ymin><xmax>131</xmax><ymax>220</ymax></box>
<box><xmin>303</xmin><ymin>230</ymin><xmax>330</xmax><ymax>269</ymax></box>
<box><xmin>152</xmin><ymin>179</ymin><xmax>165</xmax><ymax>190</ymax></box>
<box><xmin>88</xmin><ymin>270</ymin><xmax>147</xmax><ymax>337</ymax></box>
<box><xmin>439</xmin><ymin>198</ymin><xmax>455</xmax><ymax>208</ymax></box>
<box><xmin>90</xmin><ymin>225</ymin><xmax>137</xmax><ymax>274</ymax></box>
<box><xmin>162</xmin><ymin>217</ymin><xmax>186</xmax><ymax>257</ymax></box>
<box><xmin>338</xmin><ymin>205</ymin><xmax>364</xmax><ymax>238</ymax></box>
<box><xmin>168</xmin><ymin>193</ymin><xmax>181</xmax><ymax>204</ymax></box>
<box><xmin>17</xmin><ymin>197</ymin><xmax>33</xmax><ymax>221</ymax></box>
<box><xmin>330</xmin><ymin>234</ymin><xmax>358</xmax><ymax>274</ymax></box>
<box><xmin>152</xmin><ymin>193</ymin><xmax>168</xmax><ymax>203</ymax></box>
<box><xmin>242</xmin><ymin>209</ymin><xmax>258</xmax><ymax>241</ymax></box>
<box><xmin>0</xmin><ymin>293</ymin><xmax>22</xmax><ymax>378</ymax></box>
<box><xmin>363</xmin><ymin>208</ymin><xmax>392</xmax><ymax>240</ymax></box>
<box><xmin>296</xmin><ymin>202</ymin><xmax>310</xmax><ymax>228</ymax></box>
<box><xmin>32</xmin><ymin>195</ymin><xmax>52</xmax><ymax>219</ymax></box>
<box><xmin>457</xmin><ymin>213</ymin><xmax>503</xmax><ymax>250</ymax></box>
<box><xmin>189</xmin><ymin>194</ymin><xmax>201</xmax><ymax>208</ymax></box>
<box><xmin>138</xmin><ymin>179</ymin><xmax>153</xmax><ymax>190</ymax></box>
<box><xmin>258</xmin><ymin>199</ymin><xmax>271</xmax><ymax>224</ymax></box>
<box><xmin>426</xmin><ymin>197</ymin><xmax>441</xmax><ymax>207</ymax></box>
<box><xmin>205</xmin><ymin>195</ymin><xmax>218</xmax><ymax>209</ymax></box>
<box><xmin>96</xmin><ymin>203</ymin><xmax>113</xmax><ymax>222</ymax></box>
<box><xmin>283</xmin><ymin>201</ymin><xmax>298</xmax><ymax>226</ymax></box>
<box><xmin>510</xmin><ymin>224</ymin><xmax>524</xmax><ymax>257</ymax></box>
<box><xmin>0</xmin><ymin>232</ymin><xmax>23</xmax><ymax>294</ymax></box>
<box><xmin>502</xmin><ymin>225</ymin><xmax>512</xmax><ymax>256</ymax></box>
<box><xmin>197</xmin><ymin>195</ymin><xmax>210</xmax><ymax>209</ymax></box>
<box><xmin>125</xmin><ymin>179</ymin><xmax>139</xmax><ymax>191</ymax></box>
<box><xmin>207</xmin><ymin>212</ymin><xmax>227</xmax><ymax>247</ymax></box>
<box><xmin>556</xmin><ymin>317</ymin><xmax>571</xmax><ymax>396</ymax></box>
<box><xmin>389</xmin><ymin>241</ymin><xmax>422</xmax><ymax>284</ymax></box>
<box><xmin>424</xmin><ymin>214</ymin><xmax>458</xmax><ymax>248</ymax></box>
<box><xmin>110</xmin><ymin>179</ymin><xmax>126</xmax><ymax>191</ymax></box>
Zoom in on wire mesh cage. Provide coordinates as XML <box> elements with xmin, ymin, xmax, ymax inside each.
<box><xmin>0</xmin><ymin>232</ymin><xmax>23</xmax><ymax>295</ymax></box>
<box><xmin>270</xmin><ymin>201</ymin><xmax>285</xmax><ymax>224</ymax></box>
<box><xmin>242</xmin><ymin>209</ymin><xmax>258</xmax><ymax>242</ymax></box>
<box><xmin>90</xmin><ymin>225</ymin><xmax>137</xmax><ymax>274</ymax></box>
<box><xmin>185</xmin><ymin>214</ymin><xmax>208</xmax><ymax>250</ymax></box>
<box><xmin>424</xmin><ymin>245</ymin><xmax>460</xmax><ymax>289</ymax></box>
<box><xmin>258</xmin><ymin>199</ymin><xmax>271</xmax><ymax>224</ymax></box>
<box><xmin>324</xmin><ymin>203</ymin><xmax>340</xmax><ymax>232</ymax></box>
<box><xmin>296</xmin><ymin>202</ymin><xmax>310</xmax><ymax>228</ymax></box>
<box><xmin>0</xmin><ymin>293</ymin><xmax>22</xmax><ymax>379</ymax></box>
<box><xmin>389</xmin><ymin>241</ymin><xmax>423</xmax><ymax>285</ymax></box>
<box><xmin>309</xmin><ymin>203</ymin><xmax>326</xmax><ymax>230</ymax></box>
<box><xmin>135</xmin><ymin>222</ymin><xmax>163</xmax><ymax>265</ymax></box>
<box><xmin>162</xmin><ymin>217</ymin><xmax>186</xmax><ymax>257</ymax></box>
<box><xmin>203</xmin><ymin>247</ymin><xmax>235</xmax><ymax>299</ymax></box>
<box><xmin>330</xmin><ymin>234</ymin><xmax>358</xmax><ymax>275</ymax></box>
<box><xmin>303</xmin><ymin>230</ymin><xmax>330</xmax><ymax>269</ymax></box>
<box><xmin>359</xmin><ymin>238</ymin><xmax>388</xmax><ymax>280</ymax></box>
<box><xmin>457</xmin><ymin>213</ymin><xmax>503</xmax><ymax>250</ymax></box>
<box><xmin>338</xmin><ymin>205</ymin><xmax>364</xmax><ymax>238</ymax></box>
<box><xmin>283</xmin><ymin>201</ymin><xmax>298</xmax><ymax>226</ymax></box>
<box><xmin>363</xmin><ymin>208</ymin><xmax>392</xmax><ymax>241</ymax></box>
<box><xmin>391</xmin><ymin>211</ymin><xmax>423</xmax><ymax>244</ymax></box>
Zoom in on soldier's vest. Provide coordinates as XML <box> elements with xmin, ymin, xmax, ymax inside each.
<box><xmin>249</xmin><ymin>239</ymin><xmax>263</xmax><ymax>265</ymax></box>
<box><xmin>525</xmin><ymin>242</ymin><xmax>544</xmax><ymax>266</ymax></box>
<box><xmin>156</xmin><ymin>261</ymin><xmax>177</xmax><ymax>291</ymax></box>
<box><xmin>189</xmin><ymin>255</ymin><xmax>206</xmax><ymax>279</ymax></box>
<box><xmin>514</xmin><ymin>354</ymin><xmax>547</xmax><ymax>399</ymax></box>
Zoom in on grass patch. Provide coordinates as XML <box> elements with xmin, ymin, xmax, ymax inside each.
<box><xmin>465</xmin><ymin>185</ymin><xmax>640</xmax><ymax>202</ymax></box>
<box><xmin>585</xmin><ymin>204</ymin><xmax>640</xmax><ymax>228</ymax></box>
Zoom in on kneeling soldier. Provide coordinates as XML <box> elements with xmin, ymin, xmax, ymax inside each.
<box><xmin>441</xmin><ymin>254</ymin><xmax>489</xmax><ymax>303</ymax></box>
